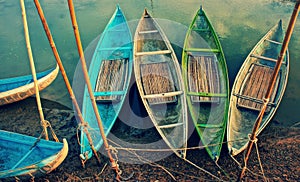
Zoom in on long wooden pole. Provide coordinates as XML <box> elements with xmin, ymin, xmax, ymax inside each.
<box><xmin>32</xmin><ymin>0</ymin><xmax>101</xmax><ymax>164</ymax></box>
<box><xmin>239</xmin><ymin>1</ymin><xmax>300</xmax><ymax>180</ymax></box>
<box><xmin>66</xmin><ymin>0</ymin><xmax>121</xmax><ymax>180</ymax></box>
<box><xmin>20</xmin><ymin>0</ymin><xmax>49</xmax><ymax>140</ymax></box>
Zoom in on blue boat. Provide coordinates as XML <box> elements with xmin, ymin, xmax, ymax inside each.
<box><xmin>80</xmin><ymin>5</ymin><xmax>132</xmax><ymax>160</ymax></box>
<box><xmin>0</xmin><ymin>65</ymin><xmax>59</xmax><ymax>106</ymax></box>
<box><xmin>0</xmin><ymin>130</ymin><xmax>68</xmax><ymax>178</ymax></box>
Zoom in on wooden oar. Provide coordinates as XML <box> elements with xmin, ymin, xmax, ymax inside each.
<box><xmin>20</xmin><ymin>0</ymin><xmax>51</xmax><ymax>140</ymax></box>
<box><xmin>32</xmin><ymin>0</ymin><xmax>101</xmax><ymax>165</ymax></box>
<box><xmin>238</xmin><ymin>1</ymin><xmax>300</xmax><ymax>180</ymax></box>
<box><xmin>66</xmin><ymin>0</ymin><xmax>121</xmax><ymax>180</ymax></box>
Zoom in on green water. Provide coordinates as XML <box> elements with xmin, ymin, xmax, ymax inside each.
<box><xmin>0</xmin><ymin>0</ymin><xmax>299</xmax><ymax>126</ymax></box>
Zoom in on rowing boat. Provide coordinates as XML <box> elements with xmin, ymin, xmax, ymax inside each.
<box><xmin>0</xmin><ymin>130</ymin><xmax>68</xmax><ymax>178</ymax></box>
<box><xmin>227</xmin><ymin>20</ymin><xmax>289</xmax><ymax>156</ymax></box>
<box><xmin>182</xmin><ymin>6</ymin><xmax>229</xmax><ymax>162</ymax></box>
<box><xmin>0</xmin><ymin>64</ymin><xmax>59</xmax><ymax>106</ymax></box>
<box><xmin>134</xmin><ymin>9</ymin><xmax>188</xmax><ymax>158</ymax></box>
<box><xmin>80</xmin><ymin>5</ymin><xmax>132</xmax><ymax>160</ymax></box>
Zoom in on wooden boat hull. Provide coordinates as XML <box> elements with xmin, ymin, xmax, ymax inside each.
<box><xmin>182</xmin><ymin>6</ymin><xmax>229</xmax><ymax>161</ymax></box>
<box><xmin>80</xmin><ymin>5</ymin><xmax>132</xmax><ymax>160</ymax></box>
<box><xmin>227</xmin><ymin>20</ymin><xmax>289</xmax><ymax>156</ymax></box>
<box><xmin>0</xmin><ymin>64</ymin><xmax>59</xmax><ymax>106</ymax></box>
<box><xmin>0</xmin><ymin>130</ymin><xmax>68</xmax><ymax>178</ymax></box>
<box><xmin>134</xmin><ymin>9</ymin><xmax>188</xmax><ymax>158</ymax></box>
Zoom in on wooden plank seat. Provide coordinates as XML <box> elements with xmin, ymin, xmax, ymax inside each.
<box><xmin>250</xmin><ymin>54</ymin><xmax>277</xmax><ymax>63</ymax></box>
<box><xmin>237</xmin><ymin>63</ymin><xmax>279</xmax><ymax>112</ymax></box>
<box><xmin>265</xmin><ymin>39</ymin><xmax>282</xmax><ymax>45</ymax></box>
<box><xmin>98</xmin><ymin>46</ymin><xmax>132</xmax><ymax>51</ymax></box>
<box><xmin>187</xmin><ymin>54</ymin><xmax>220</xmax><ymax>103</ymax></box>
<box><xmin>140</xmin><ymin>62</ymin><xmax>177</xmax><ymax>105</ymax></box>
<box><xmin>135</xmin><ymin>50</ymin><xmax>171</xmax><ymax>56</ymax></box>
<box><xmin>138</xmin><ymin>30</ymin><xmax>159</xmax><ymax>34</ymax></box>
<box><xmin>185</xmin><ymin>48</ymin><xmax>220</xmax><ymax>53</ymax></box>
<box><xmin>94</xmin><ymin>58</ymin><xmax>128</xmax><ymax>101</ymax></box>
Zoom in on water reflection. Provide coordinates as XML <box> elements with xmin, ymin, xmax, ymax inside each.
<box><xmin>0</xmin><ymin>0</ymin><xmax>299</xmax><ymax>125</ymax></box>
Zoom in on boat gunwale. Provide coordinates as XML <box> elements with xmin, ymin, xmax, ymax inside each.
<box><xmin>133</xmin><ymin>9</ymin><xmax>188</xmax><ymax>159</ymax></box>
<box><xmin>0</xmin><ymin>130</ymin><xmax>68</xmax><ymax>178</ymax></box>
<box><xmin>181</xmin><ymin>6</ymin><xmax>230</xmax><ymax>161</ymax></box>
<box><xmin>227</xmin><ymin>20</ymin><xmax>290</xmax><ymax>156</ymax></box>
<box><xmin>80</xmin><ymin>5</ymin><xmax>133</xmax><ymax>160</ymax></box>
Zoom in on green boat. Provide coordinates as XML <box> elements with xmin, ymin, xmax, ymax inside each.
<box><xmin>182</xmin><ymin>6</ymin><xmax>229</xmax><ymax>162</ymax></box>
<box><xmin>227</xmin><ymin>20</ymin><xmax>289</xmax><ymax>156</ymax></box>
<box><xmin>80</xmin><ymin>5</ymin><xmax>132</xmax><ymax>160</ymax></box>
<box><xmin>134</xmin><ymin>9</ymin><xmax>188</xmax><ymax>159</ymax></box>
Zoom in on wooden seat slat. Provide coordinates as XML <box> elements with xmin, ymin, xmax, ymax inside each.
<box><xmin>237</xmin><ymin>64</ymin><xmax>278</xmax><ymax>112</ymax></box>
<box><xmin>187</xmin><ymin>55</ymin><xmax>220</xmax><ymax>103</ymax></box>
<box><xmin>95</xmin><ymin>59</ymin><xmax>127</xmax><ymax>101</ymax></box>
<box><xmin>140</xmin><ymin>62</ymin><xmax>176</xmax><ymax>105</ymax></box>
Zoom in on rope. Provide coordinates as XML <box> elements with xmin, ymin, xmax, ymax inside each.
<box><xmin>254</xmin><ymin>140</ymin><xmax>267</xmax><ymax>182</ymax></box>
<box><xmin>107</xmin><ymin>138</ymin><xmax>224</xmax><ymax>181</ymax></box>
<box><xmin>43</xmin><ymin>120</ymin><xmax>59</xmax><ymax>142</ymax></box>
<box><xmin>107</xmin><ymin>139</ymin><xmax>176</xmax><ymax>180</ymax></box>
<box><xmin>215</xmin><ymin>161</ymin><xmax>232</xmax><ymax>181</ymax></box>
<box><xmin>248</xmin><ymin>133</ymin><xmax>258</xmax><ymax>143</ymax></box>
<box><xmin>229</xmin><ymin>154</ymin><xmax>242</xmax><ymax>168</ymax></box>
<box><xmin>183</xmin><ymin>158</ymin><xmax>224</xmax><ymax>181</ymax></box>
<box><xmin>108</xmin><ymin>145</ymin><xmax>135</xmax><ymax>181</ymax></box>
<box><xmin>110</xmin><ymin>137</ymin><xmax>250</xmax><ymax>152</ymax></box>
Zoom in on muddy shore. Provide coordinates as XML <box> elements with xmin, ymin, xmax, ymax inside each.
<box><xmin>0</xmin><ymin>97</ymin><xmax>299</xmax><ymax>181</ymax></box>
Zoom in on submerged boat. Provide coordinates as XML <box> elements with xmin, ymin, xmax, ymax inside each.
<box><xmin>0</xmin><ymin>64</ymin><xmax>59</xmax><ymax>106</ymax></box>
<box><xmin>182</xmin><ymin>6</ymin><xmax>229</xmax><ymax>161</ymax></box>
<box><xmin>80</xmin><ymin>5</ymin><xmax>132</xmax><ymax>160</ymax></box>
<box><xmin>0</xmin><ymin>130</ymin><xmax>68</xmax><ymax>178</ymax></box>
<box><xmin>134</xmin><ymin>9</ymin><xmax>188</xmax><ymax>158</ymax></box>
<box><xmin>227</xmin><ymin>20</ymin><xmax>289</xmax><ymax>156</ymax></box>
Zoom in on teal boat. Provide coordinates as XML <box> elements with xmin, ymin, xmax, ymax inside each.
<box><xmin>0</xmin><ymin>65</ymin><xmax>59</xmax><ymax>106</ymax></box>
<box><xmin>0</xmin><ymin>130</ymin><xmax>68</xmax><ymax>178</ymax></box>
<box><xmin>181</xmin><ymin>6</ymin><xmax>229</xmax><ymax>162</ymax></box>
<box><xmin>80</xmin><ymin>5</ymin><xmax>132</xmax><ymax>160</ymax></box>
<box><xmin>227</xmin><ymin>20</ymin><xmax>289</xmax><ymax>156</ymax></box>
<box><xmin>134</xmin><ymin>9</ymin><xmax>188</xmax><ymax>159</ymax></box>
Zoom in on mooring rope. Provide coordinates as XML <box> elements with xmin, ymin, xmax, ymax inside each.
<box><xmin>107</xmin><ymin>138</ymin><xmax>224</xmax><ymax>181</ymax></box>
<box><xmin>254</xmin><ymin>139</ymin><xmax>267</xmax><ymax>182</ymax></box>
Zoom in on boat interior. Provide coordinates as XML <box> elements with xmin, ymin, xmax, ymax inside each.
<box><xmin>94</xmin><ymin>58</ymin><xmax>128</xmax><ymax>102</ymax></box>
<box><xmin>236</xmin><ymin>63</ymin><xmax>279</xmax><ymax>112</ymax></box>
<box><xmin>140</xmin><ymin>62</ymin><xmax>178</xmax><ymax>105</ymax></box>
<box><xmin>187</xmin><ymin>53</ymin><xmax>220</xmax><ymax>103</ymax></box>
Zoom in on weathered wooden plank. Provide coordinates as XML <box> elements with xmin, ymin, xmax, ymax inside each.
<box><xmin>239</xmin><ymin>64</ymin><xmax>259</xmax><ymax>107</ymax></box>
<box><xmin>95</xmin><ymin>59</ymin><xmax>126</xmax><ymax>101</ymax></box>
<box><xmin>250</xmin><ymin>54</ymin><xmax>278</xmax><ymax>62</ymax></box>
<box><xmin>143</xmin><ymin>91</ymin><xmax>183</xmax><ymax>99</ymax></box>
<box><xmin>237</xmin><ymin>64</ymin><xmax>276</xmax><ymax>111</ymax></box>
<box><xmin>138</xmin><ymin>30</ymin><xmax>159</xmax><ymax>34</ymax></box>
<box><xmin>265</xmin><ymin>39</ymin><xmax>282</xmax><ymax>45</ymax></box>
<box><xmin>158</xmin><ymin>122</ymin><xmax>183</xmax><ymax>129</ymax></box>
<box><xmin>98</xmin><ymin>46</ymin><xmax>132</xmax><ymax>51</ymax></box>
<box><xmin>188</xmin><ymin>55</ymin><xmax>220</xmax><ymax>102</ymax></box>
<box><xmin>248</xmin><ymin>66</ymin><xmax>265</xmax><ymax>108</ymax></box>
<box><xmin>185</xmin><ymin>48</ymin><xmax>220</xmax><ymax>53</ymax></box>
<box><xmin>140</xmin><ymin>62</ymin><xmax>176</xmax><ymax>104</ymax></box>
<box><xmin>94</xmin><ymin>91</ymin><xmax>125</xmax><ymax>97</ymax></box>
<box><xmin>135</xmin><ymin>50</ymin><xmax>171</xmax><ymax>56</ymax></box>
<box><xmin>187</xmin><ymin>92</ymin><xmax>227</xmax><ymax>97</ymax></box>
